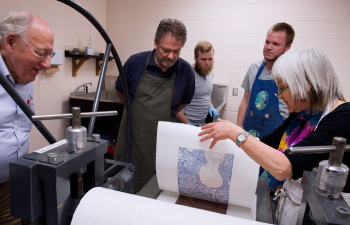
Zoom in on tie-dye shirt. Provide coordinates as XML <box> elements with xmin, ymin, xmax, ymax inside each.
<box><xmin>278</xmin><ymin>110</ymin><xmax>322</xmax><ymax>152</ymax></box>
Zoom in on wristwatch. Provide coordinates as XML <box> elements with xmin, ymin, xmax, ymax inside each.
<box><xmin>236</xmin><ymin>131</ymin><xmax>250</xmax><ymax>147</ymax></box>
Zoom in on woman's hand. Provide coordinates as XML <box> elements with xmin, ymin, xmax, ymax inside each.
<box><xmin>198</xmin><ymin>118</ymin><xmax>244</xmax><ymax>149</ymax></box>
<box><xmin>199</xmin><ymin>119</ymin><xmax>293</xmax><ymax>180</ymax></box>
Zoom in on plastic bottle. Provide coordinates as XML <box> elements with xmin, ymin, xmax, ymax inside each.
<box><xmin>86</xmin><ymin>30</ymin><xmax>97</xmax><ymax>55</ymax></box>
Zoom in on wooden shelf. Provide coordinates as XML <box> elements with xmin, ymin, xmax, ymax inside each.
<box><xmin>65</xmin><ymin>51</ymin><xmax>114</xmax><ymax>77</ymax></box>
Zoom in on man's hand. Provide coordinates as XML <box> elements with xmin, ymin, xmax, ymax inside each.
<box><xmin>208</xmin><ymin>105</ymin><xmax>219</xmax><ymax>119</ymax></box>
<box><xmin>116</xmin><ymin>90</ymin><xmax>125</xmax><ymax>105</ymax></box>
<box><xmin>176</xmin><ymin>110</ymin><xmax>190</xmax><ymax>124</ymax></box>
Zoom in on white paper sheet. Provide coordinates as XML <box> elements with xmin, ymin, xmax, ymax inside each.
<box><xmin>156</xmin><ymin>121</ymin><xmax>259</xmax><ymax>209</ymax></box>
<box><xmin>71</xmin><ymin>187</ymin><xmax>266</xmax><ymax>225</ymax></box>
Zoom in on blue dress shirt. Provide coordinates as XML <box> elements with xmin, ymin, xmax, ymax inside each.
<box><xmin>0</xmin><ymin>54</ymin><xmax>34</xmax><ymax>183</ymax></box>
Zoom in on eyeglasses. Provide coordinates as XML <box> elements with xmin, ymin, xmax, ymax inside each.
<box><xmin>274</xmin><ymin>86</ymin><xmax>289</xmax><ymax>99</ymax></box>
<box><xmin>16</xmin><ymin>35</ymin><xmax>55</xmax><ymax>59</ymax></box>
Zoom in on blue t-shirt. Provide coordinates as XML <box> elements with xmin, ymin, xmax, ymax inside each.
<box><xmin>115</xmin><ymin>49</ymin><xmax>195</xmax><ymax>117</ymax></box>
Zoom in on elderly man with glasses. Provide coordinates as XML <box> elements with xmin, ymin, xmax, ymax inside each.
<box><xmin>0</xmin><ymin>11</ymin><xmax>54</xmax><ymax>224</ymax></box>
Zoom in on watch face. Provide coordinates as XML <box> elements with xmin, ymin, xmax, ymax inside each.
<box><xmin>237</xmin><ymin>133</ymin><xmax>245</xmax><ymax>142</ymax></box>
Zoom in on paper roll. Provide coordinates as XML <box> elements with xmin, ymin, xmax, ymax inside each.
<box><xmin>71</xmin><ymin>187</ymin><xmax>265</xmax><ymax>225</ymax></box>
<box><xmin>156</xmin><ymin>122</ymin><xmax>259</xmax><ymax>209</ymax></box>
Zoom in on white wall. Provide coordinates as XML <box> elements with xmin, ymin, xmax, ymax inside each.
<box><xmin>2</xmin><ymin>0</ymin><xmax>349</xmax><ymax>151</ymax></box>
<box><xmin>106</xmin><ymin>0</ymin><xmax>350</xmax><ymax>125</ymax></box>
<box><xmin>0</xmin><ymin>0</ymin><xmax>107</xmax><ymax>152</ymax></box>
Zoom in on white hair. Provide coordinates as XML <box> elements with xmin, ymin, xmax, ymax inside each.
<box><xmin>0</xmin><ymin>11</ymin><xmax>33</xmax><ymax>44</ymax></box>
<box><xmin>272</xmin><ymin>47</ymin><xmax>344</xmax><ymax>114</ymax></box>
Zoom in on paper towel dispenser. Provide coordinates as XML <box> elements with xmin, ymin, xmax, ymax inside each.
<box><xmin>51</xmin><ymin>49</ymin><xmax>63</xmax><ymax>66</ymax></box>
<box><xmin>212</xmin><ymin>83</ymin><xmax>228</xmax><ymax>114</ymax></box>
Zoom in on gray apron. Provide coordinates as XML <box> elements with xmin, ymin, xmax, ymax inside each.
<box><xmin>114</xmin><ymin>52</ymin><xmax>176</xmax><ymax>193</ymax></box>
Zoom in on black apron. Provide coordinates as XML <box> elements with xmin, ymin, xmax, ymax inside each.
<box><xmin>114</xmin><ymin>52</ymin><xmax>176</xmax><ymax>193</ymax></box>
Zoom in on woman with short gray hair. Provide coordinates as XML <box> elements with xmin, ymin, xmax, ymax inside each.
<box><xmin>272</xmin><ymin>47</ymin><xmax>344</xmax><ymax>115</ymax></box>
<box><xmin>198</xmin><ymin>47</ymin><xmax>350</xmax><ymax>224</ymax></box>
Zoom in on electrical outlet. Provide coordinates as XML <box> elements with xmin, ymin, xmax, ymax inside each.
<box><xmin>232</xmin><ymin>87</ymin><xmax>238</xmax><ymax>96</ymax></box>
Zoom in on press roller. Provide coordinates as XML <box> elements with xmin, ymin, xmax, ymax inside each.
<box><xmin>287</xmin><ymin>137</ymin><xmax>350</xmax><ymax>224</ymax></box>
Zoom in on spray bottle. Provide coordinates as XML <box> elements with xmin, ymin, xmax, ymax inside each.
<box><xmin>86</xmin><ymin>30</ymin><xmax>97</xmax><ymax>55</ymax></box>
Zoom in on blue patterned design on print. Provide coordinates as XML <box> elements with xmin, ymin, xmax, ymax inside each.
<box><xmin>177</xmin><ymin>147</ymin><xmax>234</xmax><ymax>204</ymax></box>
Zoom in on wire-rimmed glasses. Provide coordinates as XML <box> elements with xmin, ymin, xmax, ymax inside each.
<box><xmin>16</xmin><ymin>35</ymin><xmax>55</xmax><ymax>59</ymax></box>
<box><xmin>274</xmin><ymin>86</ymin><xmax>289</xmax><ymax>99</ymax></box>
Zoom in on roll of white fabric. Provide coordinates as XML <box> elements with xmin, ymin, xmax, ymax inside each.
<box><xmin>71</xmin><ymin>187</ymin><xmax>265</xmax><ymax>225</ymax></box>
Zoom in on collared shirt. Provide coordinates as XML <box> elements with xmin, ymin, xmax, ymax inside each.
<box><xmin>115</xmin><ymin>49</ymin><xmax>195</xmax><ymax>117</ymax></box>
<box><xmin>0</xmin><ymin>54</ymin><xmax>34</xmax><ymax>183</ymax></box>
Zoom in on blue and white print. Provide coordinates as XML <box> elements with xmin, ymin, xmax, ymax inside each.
<box><xmin>177</xmin><ymin>147</ymin><xmax>234</xmax><ymax>204</ymax></box>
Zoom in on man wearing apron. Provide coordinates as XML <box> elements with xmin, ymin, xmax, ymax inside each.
<box><xmin>237</xmin><ymin>23</ymin><xmax>295</xmax><ymax>188</ymax></box>
<box><xmin>237</xmin><ymin>22</ymin><xmax>295</xmax><ymax>138</ymax></box>
<box><xmin>114</xmin><ymin>19</ymin><xmax>195</xmax><ymax>193</ymax></box>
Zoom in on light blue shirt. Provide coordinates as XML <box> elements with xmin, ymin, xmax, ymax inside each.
<box><xmin>0</xmin><ymin>54</ymin><xmax>34</xmax><ymax>183</ymax></box>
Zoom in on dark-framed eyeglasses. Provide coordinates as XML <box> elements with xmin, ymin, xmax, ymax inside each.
<box><xmin>274</xmin><ymin>86</ymin><xmax>289</xmax><ymax>99</ymax></box>
<box><xmin>16</xmin><ymin>35</ymin><xmax>55</xmax><ymax>59</ymax></box>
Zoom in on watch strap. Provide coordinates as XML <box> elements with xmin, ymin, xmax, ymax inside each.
<box><xmin>236</xmin><ymin>131</ymin><xmax>250</xmax><ymax>147</ymax></box>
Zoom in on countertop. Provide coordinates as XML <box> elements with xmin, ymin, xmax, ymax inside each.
<box><xmin>69</xmin><ymin>90</ymin><xmax>123</xmax><ymax>104</ymax></box>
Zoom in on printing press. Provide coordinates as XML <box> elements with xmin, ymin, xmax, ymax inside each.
<box><xmin>3</xmin><ymin>1</ymin><xmax>350</xmax><ymax>225</ymax></box>
<box><xmin>8</xmin><ymin>116</ymin><xmax>350</xmax><ymax>224</ymax></box>
<box><xmin>287</xmin><ymin>137</ymin><xmax>350</xmax><ymax>225</ymax></box>
<box><xmin>9</xmin><ymin>107</ymin><xmax>134</xmax><ymax>225</ymax></box>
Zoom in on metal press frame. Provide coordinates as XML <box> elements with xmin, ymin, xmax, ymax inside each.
<box><xmin>57</xmin><ymin>0</ymin><xmax>132</xmax><ymax>163</ymax></box>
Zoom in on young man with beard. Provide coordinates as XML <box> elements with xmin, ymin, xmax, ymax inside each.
<box><xmin>176</xmin><ymin>41</ymin><xmax>219</xmax><ymax>126</ymax></box>
<box><xmin>237</xmin><ymin>23</ymin><xmax>295</xmax><ymax>138</ymax></box>
<box><xmin>114</xmin><ymin>19</ymin><xmax>195</xmax><ymax>193</ymax></box>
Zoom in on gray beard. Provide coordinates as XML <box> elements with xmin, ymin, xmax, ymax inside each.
<box><xmin>194</xmin><ymin>61</ymin><xmax>213</xmax><ymax>76</ymax></box>
<box><xmin>155</xmin><ymin>50</ymin><xmax>176</xmax><ymax>68</ymax></box>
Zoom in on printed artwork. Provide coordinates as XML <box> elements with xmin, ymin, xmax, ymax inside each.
<box><xmin>177</xmin><ymin>147</ymin><xmax>234</xmax><ymax>204</ymax></box>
